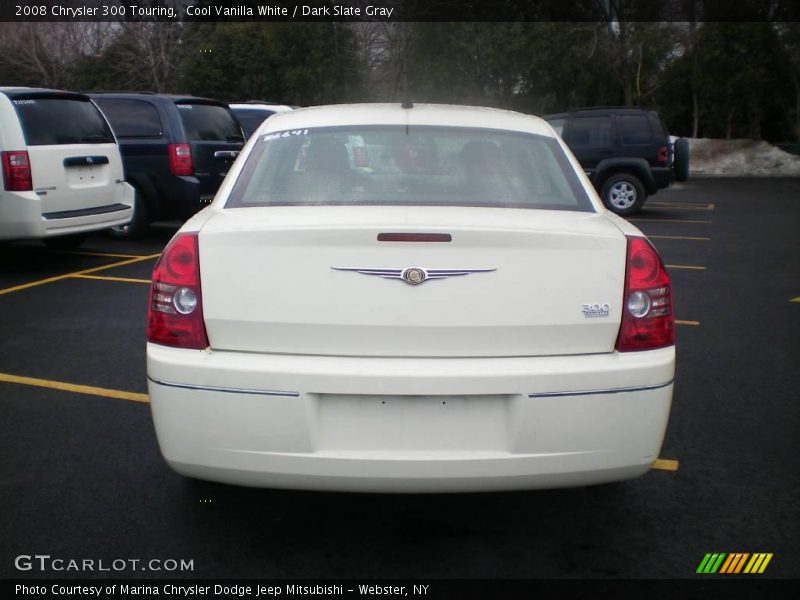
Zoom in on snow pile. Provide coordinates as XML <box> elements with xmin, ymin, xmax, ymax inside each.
<box><xmin>689</xmin><ymin>138</ymin><xmax>800</xmax><ymax>177</ymax></box>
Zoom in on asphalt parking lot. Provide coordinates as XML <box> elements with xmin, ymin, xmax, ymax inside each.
<box><xmin>1</xmin><ymin>178</ymin><xmax>798</xmax><ymax>583</ymax></box>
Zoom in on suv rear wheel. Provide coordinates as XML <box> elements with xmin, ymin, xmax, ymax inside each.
<box><xmin>601</xmin><ymin>173</ymin><xmax>646</xmax><ymax>216</ymax></box>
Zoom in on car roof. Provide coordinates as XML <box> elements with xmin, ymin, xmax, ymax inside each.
<box><xmin>230</xmin><ymin>103</ymin><xmax>293</xmax><ymax>112</ymax></box>
<box><xmin>87</xmin><ymin>91</ymin><xmax>228</xmax><ymax>107</ymax></box>
<box><xmin>261</xmin><ymin>103</ymin><xmax>554</xmax><ymax>136</ymax></box>
<box><xmin>0</xmin><ymin>87</ymin><xmax>91</xmax><ymax>101</ymax></box>
<box><xmin>543</xmin><ymin>106</ymin><xmax>657</xmax><ymax>119</ymax></box>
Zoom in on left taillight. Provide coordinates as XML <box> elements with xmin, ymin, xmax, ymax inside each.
<box><xmin>147</xmin><ymin>232</ymin><xmax>209</xmax><ymax>349</ymax></box>
<box><xmin>2</xmin><ymin>151</ymin><xmax>32</xmax><ymax>191</ymax></box>
<box><xmin>615</xmin><ymin>236</ymin><xmax>675</xmax><ymax>352</ymax></box>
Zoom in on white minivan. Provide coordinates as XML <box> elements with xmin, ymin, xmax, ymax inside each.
<box><xmin>0</xmin><ymin>87</ymin><xmax>133</xmax><ymax>248</ymax></box>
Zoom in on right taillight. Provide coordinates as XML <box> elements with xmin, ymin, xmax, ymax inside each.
<box><xmin>147</xmin><ymin>232</ymin><xmax>209</xmax><ymax>350</ymax></box>
<box><xmin>168</xmin><ymin>143</ymin><xmax>193</xmax><ymax>176</ymax></box>
<box><xmin>657</xmin><ymin>145</ymin><xmax>669</xmax><ymax>166</ymax></box>
<box><xmin>616</xmin><ymin>236</ymin><xmax>675</xmax><ymax>352</ymax></box>
<box><xmin>2</xmin><ymin>150</ymin><xmax>33</xmax><ymax>191</ymax></box>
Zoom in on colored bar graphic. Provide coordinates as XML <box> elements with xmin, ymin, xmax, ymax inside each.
<box><xmin>698</xmin><ymin>553</ymin><xmax>772</xmax><ymax>574</ymax></box>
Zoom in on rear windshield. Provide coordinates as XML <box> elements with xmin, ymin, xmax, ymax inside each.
<box><xmin>232</xmin><ymin>108</ymin><xmax>275</xmax><ymax>138</ymax></box>
<box><xmin>226</xmin><ymin>126</ymin><xmax>594</xmax><ymax>212</ymax></box>
<box><xmin>94</xmin><ymin>98</ymin><xmax>164</xmax><ymax>138</ymax></box>
<box><xmin>175</xmin><ymin>103</ymin><xmax>243</xmax><ymax>142</ymax></box>
<box><xmin>12</xmin><ymin>97</ymin><xmax>114</xmax><ymax>145</ymax></box>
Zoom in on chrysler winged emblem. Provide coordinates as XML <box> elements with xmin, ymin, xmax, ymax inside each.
<box><xmin>331</xmin><ymin>266</ymin><xmax>496</xmax><ymax>286</ymax></box>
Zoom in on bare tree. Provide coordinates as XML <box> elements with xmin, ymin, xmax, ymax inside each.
<box><xmin>352</xmin><ymin>22</ymin><xmax>409</xmax><ymax>101</ymax></box>
<box><xmin>0</xmin><ymin>22</ymin><xmax>116</xmax><ymax>88</ymax></box>
<box><xmin>104</xmin><ymin>22</ymin><xmax>184</xmax><ymax>92</ymax></box>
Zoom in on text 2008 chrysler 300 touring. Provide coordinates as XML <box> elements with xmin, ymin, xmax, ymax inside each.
<box><xmin>146</xmin><ymin>103</ymin><xmax>675</xmax><ymax>492</ymax></box>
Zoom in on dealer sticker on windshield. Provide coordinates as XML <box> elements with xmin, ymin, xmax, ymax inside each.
<box><xmin>263</xmin><ymin>130</ymin><xmax>308</xmax><ymax>141</ymax></box>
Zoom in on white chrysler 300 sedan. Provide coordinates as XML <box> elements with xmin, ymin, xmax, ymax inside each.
<box><xmin>147</xmin><ymin>103</ymin><xmax>675</xmax><ymax>492</ymax></box>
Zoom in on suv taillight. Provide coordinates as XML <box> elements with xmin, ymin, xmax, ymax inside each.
<box><xmin>169</xmin><ymin>143</ymin><xmax>193</xmax><ymax>176</ymax></box>
<box><xmin>616</xmin><ymin>236</ymin><xmax>675</xmax><ymax>352</ymax></box>
<box><xmin>657</xmin><ymin>145</ymin><xmax>669</xmax><ymax>166</ymax></box>
<box><xmin>147</xmin><ymin>233</ymin><xmax>209</xmax><ymax>349</ymax></box>
<box><xmin>2</xmin><ymin>151</ymin><xmax>32</xmax><ymax>191</ymax></box>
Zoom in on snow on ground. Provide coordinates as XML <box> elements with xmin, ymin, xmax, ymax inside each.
<box><xmin>688</xmin><ymin>138</ymin><xmax>800</xmax><ymax>177</ymax></box>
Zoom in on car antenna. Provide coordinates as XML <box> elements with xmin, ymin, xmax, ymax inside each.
<box><xmin>401</xmin><ymin>27</ymin><xmax>413</xmax><ymax>109</ymax></box>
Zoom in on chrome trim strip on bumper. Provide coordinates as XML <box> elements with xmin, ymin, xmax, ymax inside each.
<box><xmin>529</xmin><ymin>380</ymin><xmax>674</xmax><ymax>399</ymax></box>
<box><xmin>147</xmin><ymin>376</ymin><xmax>299</xmax><ymax>398</ymax></box>
<box><xmin>149</xmin><ymin>377</ymin><xmax>672</xmax><ymax>401</ymax></box>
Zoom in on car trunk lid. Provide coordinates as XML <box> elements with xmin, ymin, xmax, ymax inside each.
<box><xmin>198</xmin><ymin>207</ymin><xmax>627</xmax><ymax>358</ymax></box>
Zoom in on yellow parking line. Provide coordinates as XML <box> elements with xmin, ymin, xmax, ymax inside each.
<box><xmin>648</xmin><ymin>201</ymin><xmax>715</xmax><ymax>210</ymax></box>
<box><xmin>72</xmin><ymin>274</ymin><xmax>151</xmax><ymax>284</ymax></box>
<box><xmin>649</xmin><ymin>201</ymin><xmax>713</xmax><ymax>207</ymax></box>
<box><xmin>0</xmin><ymin>372</ymin><xmax>149</xmax><ymax>404</ymax></box>
<box><xmin>0</xmin><ymin>253</ymin><xmax>160</xmax><ymax>296</ymax></box>
<box><xmin>49</xmin><ymin>250</ymin><xmax>150</xmax><ymax>259</ymax></box>
<box><xmin>676</xmin><ymin>320</ymin><xmax>700</xmax><ymax>326</ymax></box>
<box><xmin>651</xmin><ymin>458</ymin><xmax>679</xmax><ymax>471</ymax></box>
<box><xmin>649</xmin><ymin>235</ymin><xmax>711</xmax><ymax>241</ymax></box>
<box><xmin>666</xmin><ymin>264</ymin><xmax>706</xmax><ymax>271</ymax></box>
<box><xmin>629</xmin><ymin>218</ymin><xmax>712</xmax><ymax>224</ymax></box>
<box><xmin>646</xmin><ymin>206</ymin><xmax>715</xmax><ymax>212</ymax></box>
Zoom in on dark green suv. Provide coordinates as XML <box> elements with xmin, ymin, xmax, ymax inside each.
<box><xmin>543</xmin><ymin>107</ymin><xmax>688</xmax><ymax>215</ymax></box>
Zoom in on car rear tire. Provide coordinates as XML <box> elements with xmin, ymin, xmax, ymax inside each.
<box><xmin>673</xmin><ymin>137</ymin><xmax>689</xmax><ymax>182</ymax></box>
<box><xmin>600</xmin><ymin>173</ymin><xmax>646</xmax><ymax>216</ymax></box>
<box><xmin>43</xmin><ymin>234</ymin><xmax>88</xmax><ymax>250</ymax></box>
<box><xmin>108</xmin><ymin>186</ymin><xmax>149</xmax><ymax>239</ymax></box>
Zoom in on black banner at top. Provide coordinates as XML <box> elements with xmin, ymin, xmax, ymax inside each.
<box><xmin>2</xmin><ymin>0</ymin><xmax>799</xmax><ymax>22</ymax></box>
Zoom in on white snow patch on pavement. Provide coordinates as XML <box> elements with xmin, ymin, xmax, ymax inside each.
<box><xmin>689</xmin><ymin>138</ymin><xmax>800</xmax><ymax>177</ymax></box>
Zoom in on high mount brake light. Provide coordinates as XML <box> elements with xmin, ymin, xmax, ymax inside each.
<box><xmin>147</xmin><ymin>233</ymin><xmax>209</xmax><ymax>349</ymax></box>
<box><xmin>615</xmin><ymin>236</ymin><xmax>675</xmax><ymax>352</ymax></box>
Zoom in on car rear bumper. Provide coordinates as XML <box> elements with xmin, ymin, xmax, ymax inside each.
<box><xmin>0</xmin><ymin>185</ymin><xmax>133</xmax><ymax>240</ymax></box>
<box><xmin>151</xmin><ymin>176</ymin><xmax>215</xmax><ymax>220</ymax></box>
<box><xmin>651</xmin><ymin>166</ymin><xmax>673</xmax><ymax>191</ymax></box>
<box><xmin>147</xmin><ymin>344</ymin><xmax>675</xmax><ymax>492</ymax></box>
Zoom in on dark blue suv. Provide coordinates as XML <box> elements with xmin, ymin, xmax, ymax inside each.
<box><xmin>543</xmin><ymin>107</ymin><xmax>688</xmax><ymax>215</ymax></box>
<box><xmin>91</xmin><ymin>93</ymin><xmax>244</xmax><ymax>236</ymax></box>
